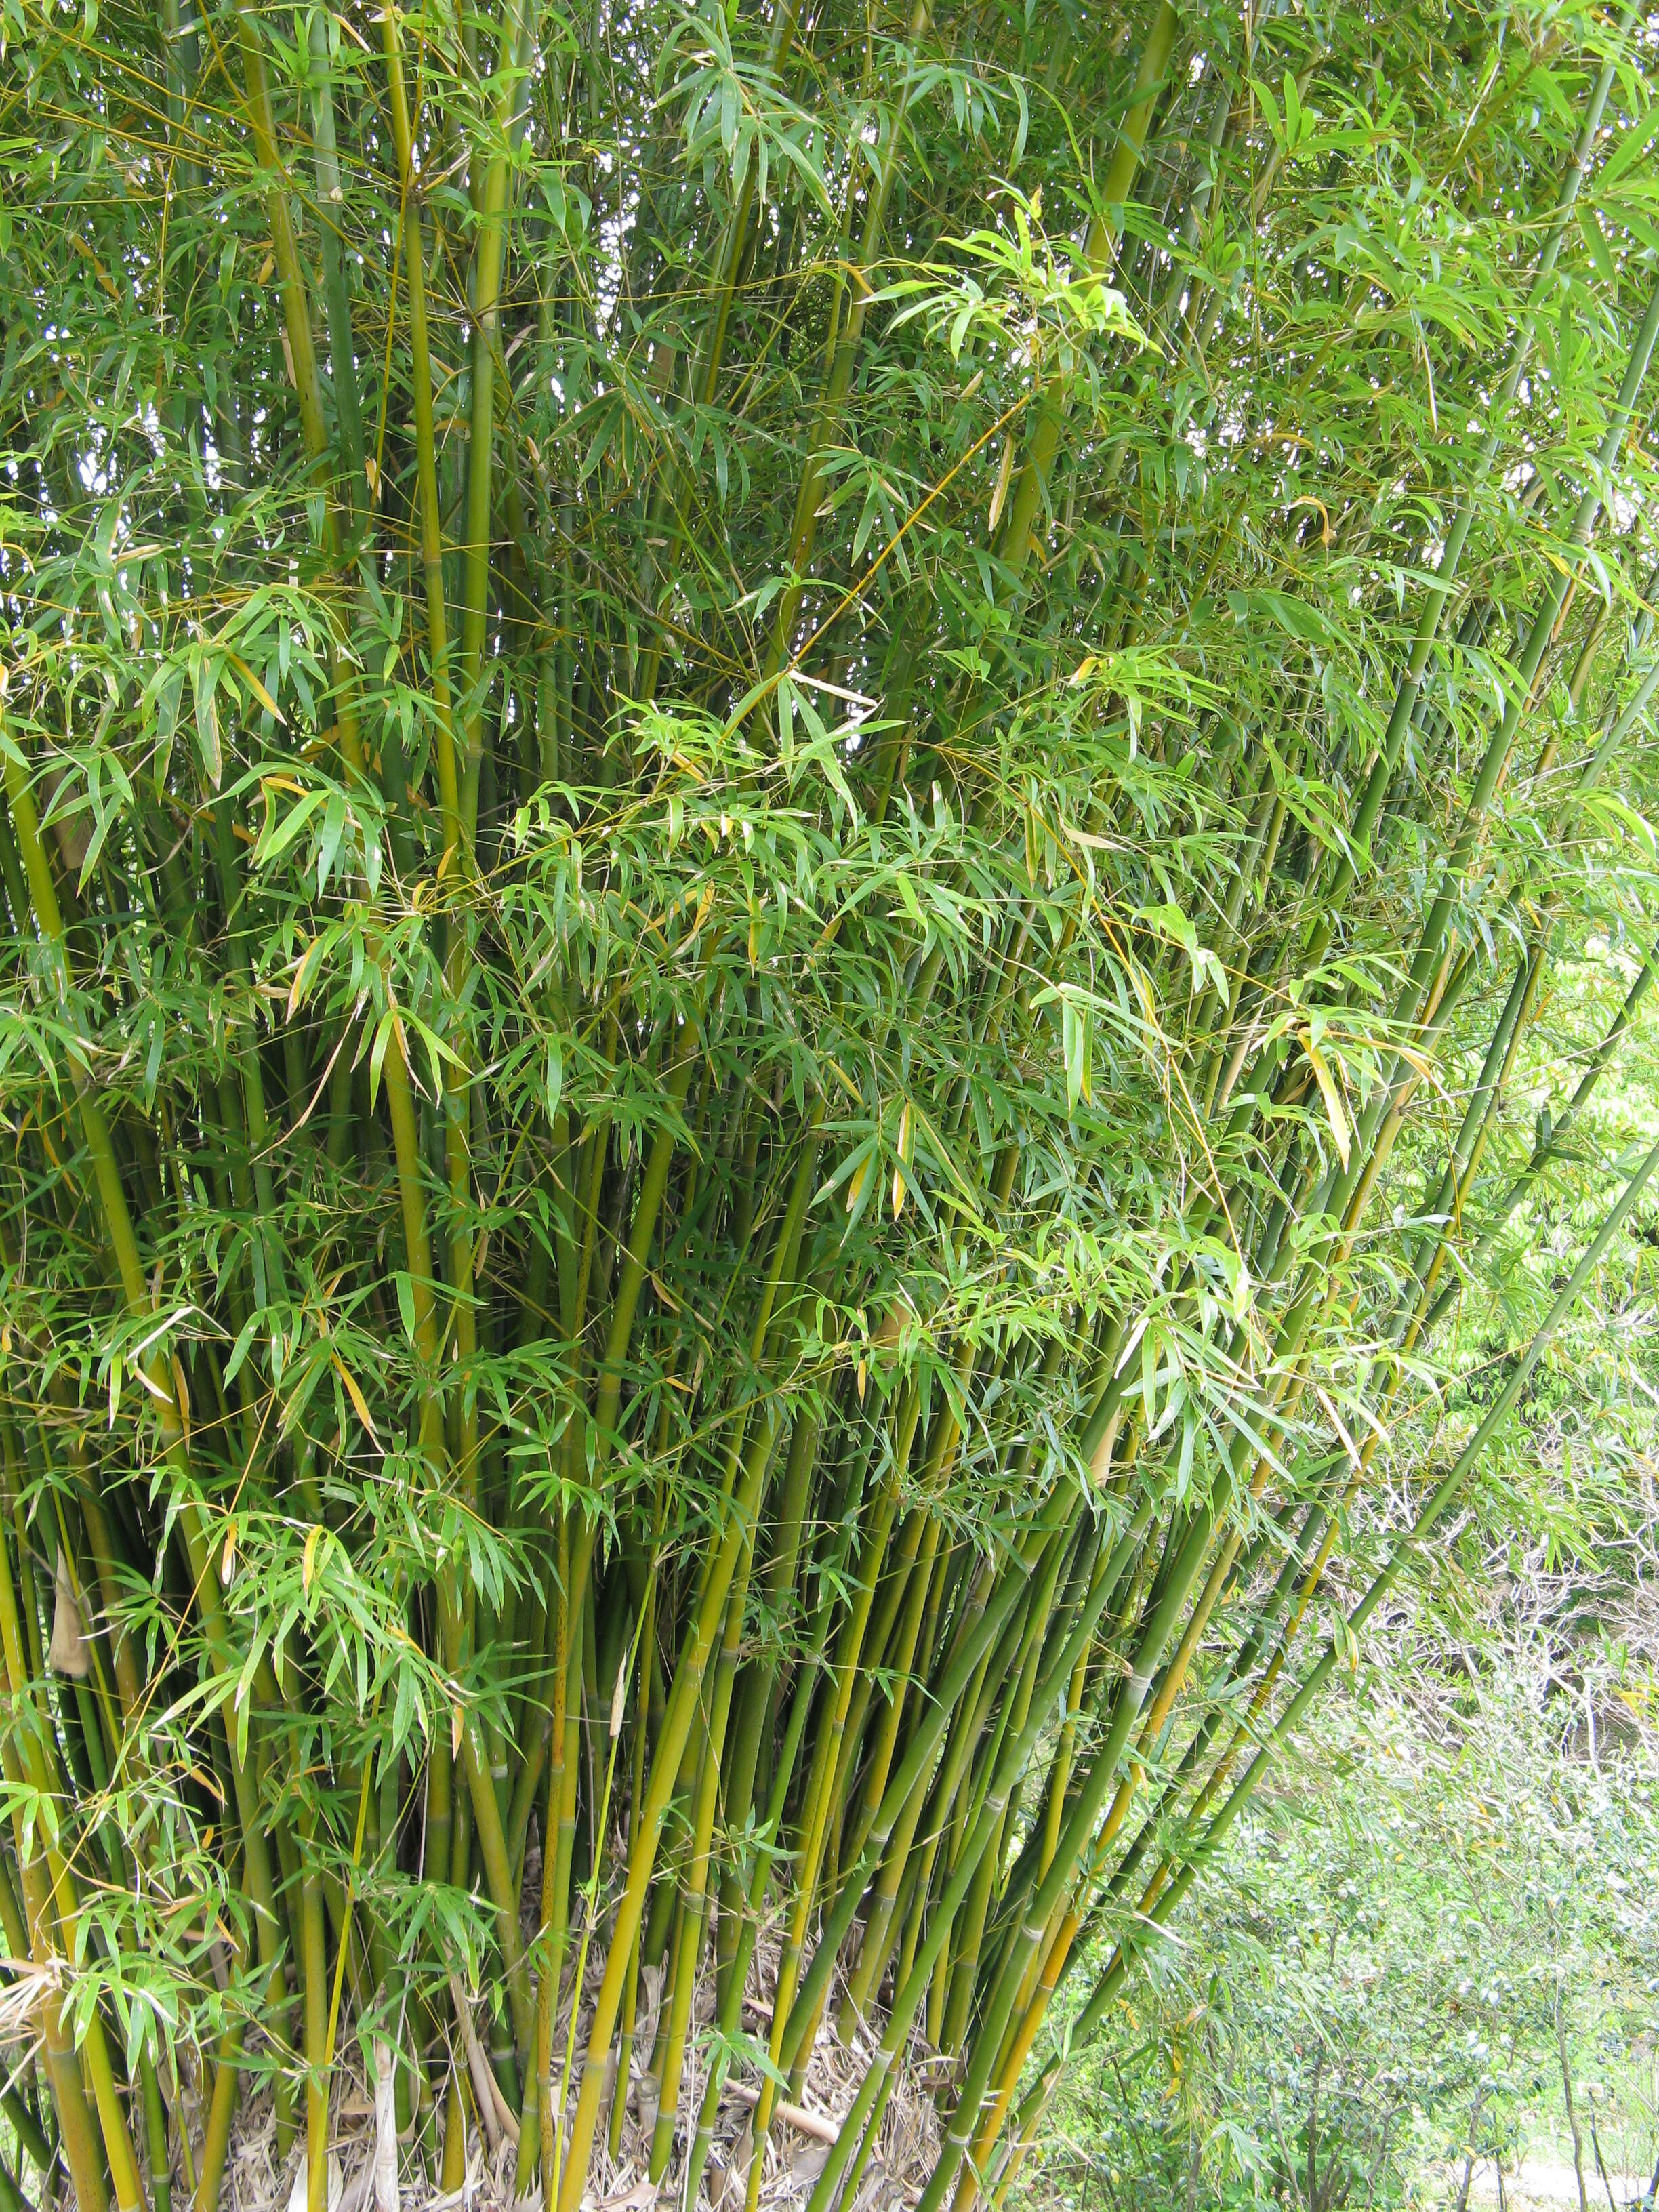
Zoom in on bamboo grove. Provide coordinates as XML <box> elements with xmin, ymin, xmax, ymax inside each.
<box><xmin>1</xmin><ymin>0</ymin><xmax>1658</xmax><ymax>2201</ymax></box>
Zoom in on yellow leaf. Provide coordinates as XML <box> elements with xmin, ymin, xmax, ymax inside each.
<box><xmin>331</xmin><ymin>1352</ymin><xmax>381</xmax><ymax>1446</ymax></box>
<box><xmin>302</xmin><ymin>1523</ymin><xmax>323</xmax><ymax>1595</ymax></box>
<box><xmin>220</xmin><ymin>1517</ymin><xmax>237</xmax><ymax>1586</ymax></box>
<box><xmin>1314</xmin><ymin>1384</ymin><xmax>1360</xmax><ymax>1471</ymax></box>
<box><xmin>289</xmin><ymin>937</ymin><xmax>325</xmax><ymax>1021</ymax></box>
<box><xmin>171</xmin><ymin>1355</ymin><xmax>192</xmax><ymax>1446</ymax></box>
<box><xmin>1305</xmin><ymin>1040</ymin><xmax>1351</xmax><ymax>1169</ymax></box>
<box><xmin>988</xmin><ymin>435</ymin><xmax>1015</xmax><ymax>533</ymax></box>
<box><xmin>224</xmin><ymin>649</ymin><xmax>285</xmax><ymax>726</ymax></box>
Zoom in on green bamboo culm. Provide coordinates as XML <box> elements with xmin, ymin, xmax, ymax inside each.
<box><xmin>1</xmin><ymin>0</ymin><xmax>1658</xmax><ymax>2204</ymax></box>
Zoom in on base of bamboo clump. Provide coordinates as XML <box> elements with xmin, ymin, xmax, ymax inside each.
<box><xmin>201</xmin><ymin>1929</ymin><xmax>944</xmax><ymax>2212</ymax></box>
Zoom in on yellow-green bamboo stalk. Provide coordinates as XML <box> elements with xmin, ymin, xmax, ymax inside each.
<box><xmin>992</xmin><ymin>1</ymin><xmax>1179</xmax><ymax>581</ymax></box>
<box><xmin>381</xmin><ymin>0</ymin><xmax>462</xmax><ymax>862</ymax></box>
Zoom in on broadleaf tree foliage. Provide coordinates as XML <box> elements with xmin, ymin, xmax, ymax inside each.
<box><xmin>1</xmin><ymin>0</ymin><xmax>1658</xmax><ymax>2203</ymax></box>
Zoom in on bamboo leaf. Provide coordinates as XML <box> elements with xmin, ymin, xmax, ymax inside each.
<box><xmin>190</xmin><ymin>650</ymin><xmax>222</xmax><ymax>789</ymax></box>
<box><xmin>1305</xmin><ymin>1039</ymin><xmax>1352</xmax><ymax>1168</ymax></box>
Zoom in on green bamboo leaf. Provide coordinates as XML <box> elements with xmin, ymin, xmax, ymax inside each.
<box><xmin>152</xmin><ymin>662</ymin><xmax>183</xmax><ymax>789</ymax></box>
<box><xmin>190</xmin><ymin>649</ymin><xmax>222</xmax><ymax>788</ymax></box>
<box><xmin>1599</xmin><ymin>104</ymin><xmax>1659</xmax><ymax>189</ymax></box>
<box><xmin>367</xmin><ymin>1004</ymin><xmax>397</xmax><ymax>1107</ymax></box>
<box><xmin>1062</xmin><ymin>993</ymin><xmax>1090</xmax><ymax>1111</ymax></box>
<box><xmin>1580</xmin><ymin>204</ymin><xmax>1616</xmax><ymax>283</ymax></box>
